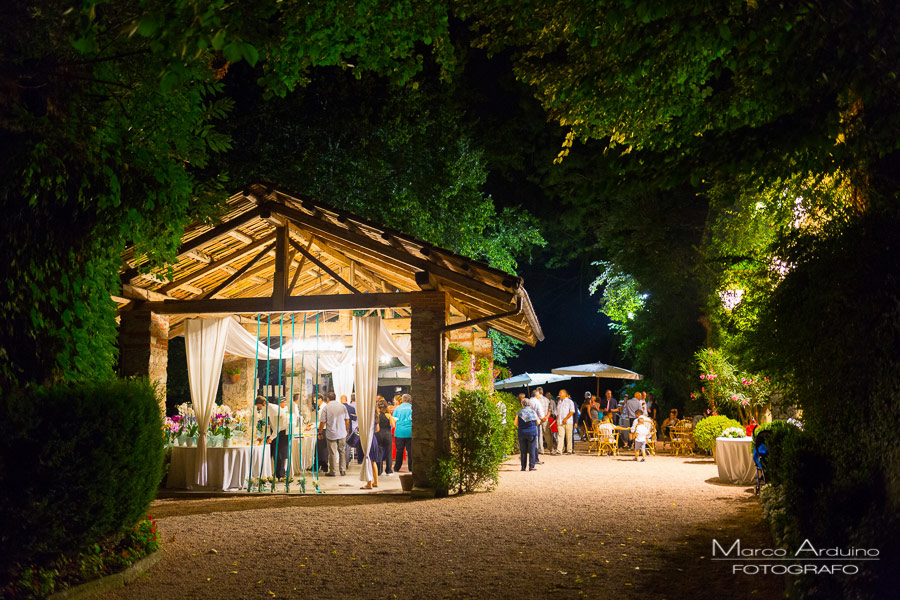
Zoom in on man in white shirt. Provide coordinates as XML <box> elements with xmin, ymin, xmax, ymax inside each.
<box><xmin>318</xmin><ymin>392</ymin><xmax>350</xmax><ymax>476</ymax></box>
<box><xmin>534</xmin><ymin>387</ymin><xmax>551</xmax><ymax>455</ymax></box>
<box><xmin>555</xmin><ymin>389</ymin><xmax>576</xmax><ymax>455</ymax></box>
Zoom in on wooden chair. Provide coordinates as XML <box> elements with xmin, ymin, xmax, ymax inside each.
<box><xmin>671</xmin><ymin>419</ymin><xmax>695</xmax><ymax>456</ymax></box>
<box><xmin>584</xmin><ymin>422</ymin><xmax>601</xmax><ymax>454</ymax></box>
<box><xmin>645</xmin><ymin>421</ymin><xmax>658</xmax><ymax>456</ymax></box>
<box><xmin>596</xmin><ymin>427</ymin><xmax>618</xmax><ymax>456</ymax></box>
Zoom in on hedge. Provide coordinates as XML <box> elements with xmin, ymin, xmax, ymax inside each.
<box><xmin>0</xmin><ymin>378</ymin><xmax>164</xmax><ymax>576</ymax></box>
<box><xmin>693</xmin><ymin>415</ymin><xmax>742</xmax><ymax>453</ymax></box>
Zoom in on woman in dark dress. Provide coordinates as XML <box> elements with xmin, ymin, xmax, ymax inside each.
<box><xmin>374</xmin><ymin>396</ymin><xmax>395</xmax><ymax>475</ymax></box>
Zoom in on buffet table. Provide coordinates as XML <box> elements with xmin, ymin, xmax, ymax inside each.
<box><xmin>167</xmin><ymin>445</ymin><xmax>272</xmax><ymax>491</ymax></box>
<box><xmin>715</xmin><ymin>437</ymin><xmax>756</xmax><ymax>485</ymax></box>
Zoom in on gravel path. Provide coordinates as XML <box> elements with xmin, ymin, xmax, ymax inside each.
<box><xmin>104</xmin><ymin>447</ymin><xmax>783</xmax><ymax>600</ymax></box>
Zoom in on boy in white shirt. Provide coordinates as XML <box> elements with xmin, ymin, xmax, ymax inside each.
<box><xmin>631</xmin><ymin>410</ymin><xmax>653</xmax><ymax>462</ymax></box>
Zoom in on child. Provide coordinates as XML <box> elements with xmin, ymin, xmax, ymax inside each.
<box><xmin>631</xmin><ymin>410</ymin><xmax>652</xmax><ymax>462</ymax></box>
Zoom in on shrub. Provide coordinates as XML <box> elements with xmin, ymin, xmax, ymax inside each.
<box><xmin>0</xmin><ymin>378</ymin><xmax>164</xmax><ymax>576</ymax></box>
<box><xmin>693</xmin><ymin>415</ymin><xmax>742</xmax><ymax>453</ymax></box>
<box><xmin>436</xmin><ymin>389</ymin><xmax>506</xmax><ymax>494</ymax></box>
<box><xmin>492</xmin><ymin>391</ymin><xmax>520</xmax><ymax>455</ymax></box>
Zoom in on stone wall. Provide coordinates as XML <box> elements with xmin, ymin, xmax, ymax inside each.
<box><xmin>448</xmin><ymin>327</ymin><xmax>494</xmax><ymax>396</ymax></box>
<box><xmin>221</xmin><ymin>355</ymin><xmax>255</xmax><ymax>412</ymax></box>
<box><xmin>119</xmin><ymin>310</ymin><xmax>169</xmax><ymax>413</ymax></box>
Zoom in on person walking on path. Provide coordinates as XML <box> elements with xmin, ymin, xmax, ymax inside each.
<box><xmin>555</xmin><ymin>390</ymin><xmax>577</xmax><ymax>455</ymax></box>
<box><xmin>514</xmin><ymin>397</ymin><xmax>540</xmax><ymax>471</ymax></box>
<box><xmin>318</xmin><ymin>392</ymin><xmax>350</xmax><ymax>476</ymax></box>
<box><xmin>631</xmin><ymin>410</ymin><xmax>652</xmax><ymax>462</ymax></box>
<box><xmin>620</xmin><ymin>393</ymin><xmax>644</xmax><ymax>449</ymax></box>
<box><xmin>393</xmin><ymin>394</ymin><xmax>413</xmax><ymax>473</ymax></box>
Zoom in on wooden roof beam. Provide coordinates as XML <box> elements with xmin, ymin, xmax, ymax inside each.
<box><xmin>156</xmin><ymin>232</ymin><xmax>276</xmax><ymax>294</ymax></box>
<box><xmin>141</xmin><ymin>291</ymin><xmax>427</xmax><ymax>315</ymax></box>
<box><xmin>120</xmin><ymin>207</ymin><xmax>261</xmax><ymax>283</ymax></box>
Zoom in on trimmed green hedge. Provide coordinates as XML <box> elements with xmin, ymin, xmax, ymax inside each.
<box><xmin>694</xmin><ymin>415</ymin><xmax>742</xmax><ymax>453</ymax></box>
<box><xmin>0</xmin><ymin>378</ymin><xmax>164</xmax><ymax>576</ymax></box>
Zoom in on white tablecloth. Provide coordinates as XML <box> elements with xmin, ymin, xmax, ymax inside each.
<box><xmin>715</xmin><ymin>437</ymin><xmax>756</xmax><ymax>484</ymax></box>
<box><xmin>167</xmin><ymin>445</ymin><xmax>272</xmax><ymax>491</ymax></box>
<box><xmin>289</xmin><ymin>435</ymin><xmax>317</xmax><ymax>476</ymax></box>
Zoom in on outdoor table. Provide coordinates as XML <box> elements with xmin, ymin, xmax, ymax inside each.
<box><xmin>715</xmin><ymin>437</ymin><xmax>756</xmax><ymax>485</ymax></box>
<box><xmin>166</xmin><ymin>445</ymin><xmax>272</xmax><ymax>491</ymax></box>
<box><xmin>289</xmin><ymin>435</ymin><xmax>316</xmax><ymax>475</ymax></box>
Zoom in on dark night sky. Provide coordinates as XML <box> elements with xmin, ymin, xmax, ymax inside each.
<box><xmin>463</xmin><ymin>51</ymin><xmax>640</xmax><ymax>398</ymax></box>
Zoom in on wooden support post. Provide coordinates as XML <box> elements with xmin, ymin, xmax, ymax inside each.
<box><xmin>272</xmin><ymin>225</ymin><xmax>290</xmax><ymax>310</ymax></box>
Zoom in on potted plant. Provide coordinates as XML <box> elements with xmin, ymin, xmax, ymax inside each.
<box><xmin>415</xmin><ymin>362</ymin><xmax>435</xmax><ymax>377</ymax></box>
<box><xmin>186</xmin><ymin>422</ymin><xmax>199</xmax><ymax>446</ymax></box>
<box><xmin>222</xmin><ymin>426</ymin><xmax>233</xmax><ymax>447</ymax></box>
<box><xmin>447</xmin><ymin>344</ymin><xmax>464</xmax><ymax>362</ymax></box>
<box><xmin>224</xmin><ymin>365</ymin><xmax>241</xmax><ymax>384</ymax></box>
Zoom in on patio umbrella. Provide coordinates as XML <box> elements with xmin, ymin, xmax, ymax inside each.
<box><xmin>494</xmin><ymin>372</ymin><xmax>571</xmax><ymax>392</ymax></box>
<box><xmin>551</xmin><ymin>362</ymin><xmax>644</xmax><ymax>398</ymax></box>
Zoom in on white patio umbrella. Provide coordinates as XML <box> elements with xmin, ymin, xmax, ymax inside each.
<box><xmin>494</xmin><ymin>372</ymin><xmax>571</xmax><ymax>391</ymax></box>
<box><xmin>551</xmin><ymin>362</ymin><xmax>643</xmax><ymax>398</ymax></box>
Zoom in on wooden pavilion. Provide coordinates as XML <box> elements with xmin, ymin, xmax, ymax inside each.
<box><xmin>115</xmin><ymin>183</ymin><xmax>543</xmax><ymax>488</ymax></box>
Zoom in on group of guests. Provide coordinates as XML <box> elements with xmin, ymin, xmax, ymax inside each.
<box><xmin>511</xmin><ymin>387</ymin><xmax>664</xmax><ymax>469</ymax></box>
<box><xmin>253</xmin><ymin>391</ymin><xmax>414</xmax><ymax>488</ymax></box>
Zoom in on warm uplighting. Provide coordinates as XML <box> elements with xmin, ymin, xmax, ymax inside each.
<box><xmin>719</xmin><ymin>288</ymin><xmax>744</xmax><ymax>311</ymax></box>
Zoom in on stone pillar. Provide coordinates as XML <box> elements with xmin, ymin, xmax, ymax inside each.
<box><xmin>410</xmin><ymin>291</ymin><xmax>450</xmax><ymax>489</ymax></box>
<box><xmin>119</xmin><ymin>310</ymin><xmax>169</xmax><ymax>412</ymax></box>
<box><xmin>222</xmin><ymin>356</ymin><xmax>255</xmax><ymax>412</ymax></box>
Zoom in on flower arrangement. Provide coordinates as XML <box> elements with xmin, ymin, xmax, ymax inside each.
<box><xmin>721</xmin><ymin>426</ymin><xmax>747</xmax><ymax>439</ymax></box>
<box><xmin>414</xmin><ymin>362</ymin><xmax>435</xmax><ymax>374</ymax></box>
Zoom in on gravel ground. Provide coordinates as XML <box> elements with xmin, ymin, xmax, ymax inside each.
<box><xmin>104</xmin><ymin>445</ymin><xmax>783</xmax><ymax>600</ymax></box>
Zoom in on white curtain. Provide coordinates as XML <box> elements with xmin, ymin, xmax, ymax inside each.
<box><xmin>354</xmin><ymin>316</ymin><xmax>381</xmax><ymax>482</ymax></box>
<box><xmin>331</xmin><ymin>363</ymin><xmax>355</xmax><ymax>402</ymax></box>
<box><xmin>223</xmin><ymin>315</ymin><xmax>409</xmax><ymax>371</ymax></box>
<box><xmin>185</xmin><ymin>317</ymin><xmax>230</xmax><ymax>487</ymax></box>
<box><xmin>378</xmin><ymin>325</ymin><xmax>411</xmax><ymax>366</ymax></box>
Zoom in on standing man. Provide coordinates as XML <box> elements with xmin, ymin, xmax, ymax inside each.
<box><xmin>393</xmin><ymin>393</ymin><xmax>413</xmax><ymax>473</ymax></box>
<box><xmin>555</xmin><ymin>389</ymin><xmax>577</xmax><ymax>455</ymax></box>
<box><xmin>270</xmin><ymin>397</ymin><xmax>291</xmax><ymax>480</ymax></box>
<box><xmin>620</xmin><ymin>393</ymin><xmax>644</xmax><ymax>449</ymax></box>
<box><xmin>535</xmin><ymin>387</ymin><xmax>551</xmax><ymax>455</ymax></box>
<box><xmin>600</xmin><ymin>389</ymin><xmax>617</xmax><ymax>421</ymax></box>
<box><xmin>524</xmin><ymin>391</ymin><xmax>546</xmax><ymax>465</ymax></box>
<box><xmin>318</xmin><ymin>392</ymin><xmax>350</xmax><ymax>476</ymax></box>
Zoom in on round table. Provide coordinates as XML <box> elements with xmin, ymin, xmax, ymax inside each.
<box><xmin>289</xmin><ymin>435</ymin><xmax>317</xmax><ymax>476</ymax></box>
<box><xmin>166</xmin><ymin>444</ymin><xmax>272</xmax><ymax>491</ymax></box>
<box><xmin>715</xmin><ymin>437</ymin><xmax>756</xmax><ymax>484</ymax></box>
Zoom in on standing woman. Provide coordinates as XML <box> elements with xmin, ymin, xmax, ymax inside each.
<box><xmin>579</xmin><ymin>395</ymin><xmax>594</xmax><ymax>441</ymax></box>
<box><xmin>374</xmin><ymin>396</ymin><xmax>395</xmax><ymax>476</ymax></box>
<box><xmin>514</xmin><ymin>397</ymin><xmax>540</xmax><ymax>471</ymax></box>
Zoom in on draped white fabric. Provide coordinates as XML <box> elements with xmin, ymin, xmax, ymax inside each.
<box><xmin>221</xmin><ymin>316</ymin><xmax>407</xmax><ymax>372</ymax></box>
<box><xmin>379</xmin><ymin>325</ymin><xmax>411</xmax><ymax>366</ymax></box>
<box><xmin>331</xmin><ymin>363</ymin><xmax>355</xmax><ymax>402</ymax></box>
<box><xmin>354</xmin><ymin>317</ymin><xmax>381</xmax><ymax>482</ymax></box>
<box><xmin>185</xmin><ymin>317</ymin><xmax>230</xmax><ymax>487</ymax></box>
